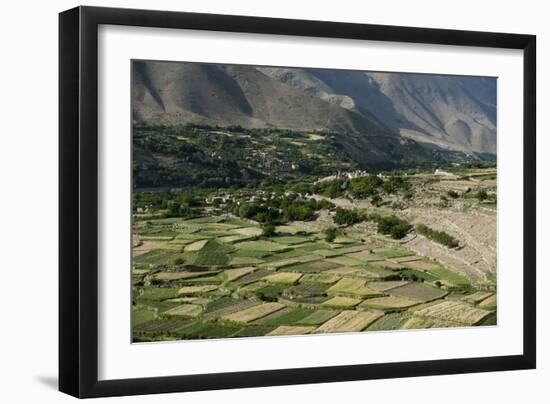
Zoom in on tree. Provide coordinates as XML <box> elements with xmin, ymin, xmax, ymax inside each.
<box><xmin>476</xmin><ymin>189</ymin><xmax>488</xmax><ymax>201</ymax></box>
<box><xmin>374</xmin><ymin>215</ymin><xmax>412</xmax><ymax>239</ymax></box>
<box><xmin>324</xmin><ymin>227</ymin><xmax>338</xmax><ymax>242</ymax></box>
<box><xmin>348</xmin><ymin>175</ymin><xmax>383</xmax><ymax>198</ymax></box>
<box><xmin>391</xmin><ymin>222</ymin><xmax>412</xmax><ymax>239</ymax></box>
<box><xmin>333</xmin><ymin>208</ymin><xmax>366</xmax><ymax>226</ymax></box>
<box><xmin>315</xmin><ymin>179</ymin><xmax>345</xmax><ymax>198</ymax></box>
<box><xmin>415</xmin><ymin>224</ymin><xmax>459</xmax><ymax>248</ymax></box>
<box><xmin>383</xmin><ymin>175</ymin><xmax>410</xmax><ymax>194</ymax></box>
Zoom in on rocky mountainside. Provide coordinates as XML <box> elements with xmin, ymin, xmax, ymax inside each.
<box><xmin>133</xmin><ymin>61</ymin><xmax>497</xmax><ymax>155</ymax></box>
<box><xmin>258</xmin><ymin>67</ymin><xmax>496</xmax><ymax>153</ymax></box>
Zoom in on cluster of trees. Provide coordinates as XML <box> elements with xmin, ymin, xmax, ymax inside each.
<box><xmin>324</xmin><ymin>227</ymin><xmax>338</xmax><ymax>242</ymax></box>
<box><xmin>475</xmin><ymin>189</ymin><xmax>488</xmax><ymax>201</ymax></box>
<box><xmin>416</xmin><ymin>224</ymin><xmax>459</xmax><ymax>248</ymax></box>
<box><xmin>290</xmin><ymin>174</ymin><xmax>411</xmax><ymax>201</ymax></box>
<box><xmin>233</xmin><ymin>196</ymin><xmax>333</xmax><ymax>224</ymax></box>
<box><xmin>330</xmin><ymin>208</ymin><xmax>412</xmax><ymax>240</ymax></box>
<box><xmin>133</xmin><ymin>191</ymin><xmax>203</xmax><ymax>218</ymax></box>
<box><xmin>315</xmin><ymin>179</ymin><xmax>346</xmax><ymax>198</ymax></box>
<box><xmin>348</xmin><ymin>175</ymin><xmax>384</xmax><ymax>198</ymax></box>
<box><xmin>333</xmin><ymin>208</ymin><xmax>367</xmax><ymax>226</ymax></box>
<box><xmin>369</xmin><ymin>213</ymin><xmax>412</xmax><ymax>239</ymax></box>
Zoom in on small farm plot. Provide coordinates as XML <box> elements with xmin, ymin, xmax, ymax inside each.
<box><xmin>133</xmin><ymin>318</ymin><xmax>192</xmax><ymax>334</ymax></box>
<box><xmin>223</xmin><ymin>302</ymin><xmax>287</xmax><ymax>323</ymax></box>
<box><xmin>229</xmin><ymin>256</ymin><xmax>263</xmax><ymax>265</ymax></box>
<box><xmin>234</xmin><ymin>240</ymin><xmax>287</xmax><ymax>252</ymax></box>
<box><xmin>272</xmin><ymin>236</ymin><xmax>312</xmax><ymax>245</ymax></box>
<box><xmin>263</xmin><ymin>249</ymin><xmax>314</xmax><ymax>262</ymax></box>
<box><xmin>348</xmin><ymin>250</ymin><xmax>382</xmax><ymax>261</ymax></box>
<box><xmin>163</xmin><ymin>304</ymin><xmax>203</xmax><ymax>317</ymax></box>
<box><xmin>258</xmin><ymin>253</ymin><xmax>318</xmax><ymax>270</ymax></box>
<box><xmin>137</xmin><ymin>287</ymin><xmax>181</xmax><ymax>301</ymax></box>
<box><xmin>232</xmin><ymin>227</ymin><xmax>263</xmax><ymax>237</ymax></box>
<box><xmin>366</xmin><ymin>312</ymin><xmax>411</xmax><ymax>331</ymax></box>
<box><xmin>231</xmin><ymin>326</ymin><xmax>276</xmax><ymax>338</ymax></box>
<box><xmin>311</xmin><ymin>249</ymin><xmax>342</xmax><ymax>258</ymax></box>
<box><xmin>404</xmin><ymin>259</ymin><xmax>444</xmax><ymax>271</ymax></box>
<box><xmin>388</xmin><ymin>283</ymin><xmax>447</xmax><ymax>302</ymax></box>
<box><xmin>224</xmin><ymin>267</ymin><xmax>256</xmax><ymax>282</ymax></box>
<box><xmin>285</xmin><ymin>260</ymin><xmax>339</xmax><ymax>273</ymax></box>
<box><xmin>392</xmin><ymin>255</ymin><xmax>423</xmax><ymax>263</ymax></box>
<box><xmin>401</xmin><ymin>316</ymin><xmax>459</xmax><ymax>330</ymax></box>
<box><xmin>412</xmin><ymin>300</ymin><xmax>492</xmax><ymax>325</ymax></box>
<box><xmin>230</xmin><ymin>269</ymin><xmax>272</xmax><ymax>287</ymax></box>
<box><xmin>327</xmin><ymin>277</ymin><xmax>382</xmax><ymax>298</ymax></box>
<box><xmin>296</xmin><ymin>310</ymin><xmax>340</xmax><ymax>326</ymax></box>
<box><xmin>425</xmin><ymin>267</ymin><xmax>470</xmax><ymax>286</ymax></box>
<box><xmin>204</xmin><ymin>298</ymin><xmax>260</xmax><ymax>317</ymax></box>
<box><xmin>219</xmin><ymin>234</ymin><xmax>254</xmax><ymax>244</ymax></box>
<box><xmin>462</xmin><ymin>291</ymin><xmax>494</xmax><ymax>304</ymax></box>
<box><xmin>358</xmin><ymin>296</ymin><xmax>420</xmax><ymax>310</ymax></box>
<box><xmin>267</xmin><ymin>326</ymin><xmax>317</xmax><ymax>336</ymax></box>
<box><xmin>373</xmin><ymin>248</ymin><xmax>415</xmax><ymax>259</ymax></box>
<box><xmin>336</xmin><ymin>245</ymin><xmax>371</xmax><ymax>254</ymax></box>
<box><xmin>314</xmin><ymin>310</ymin><xmax>383</xmax><ymax>333</ymax></box>
<box><xmin>178</xmin><ymin>285</ymin><xmax>218</xmax><ymax>295</ymax></box>
<box><xmin>263</xmin><ymin>272</ymin><xmax>303</xmax><ymax>284</ymax></box>
<box><xmin>371</xmin><ymin>260</ymin><xmax>406</xmax><ymax>270</ymax></box>
<box><xmin>325</xmin><ymin>255</ymin><xmax>363</xmax><ymax>266</ymax></box>
<box><xmin>300</xmin><ymin>273</ymin><xmax>342</xmax><ymax>284</ymax></box>
<box><xmin>368</xmin><ymin>281</ymin><xmax>409</xmax><ymax>292</ymax></box>
<box><xmin>133</xmin><ymin>308</ymin><xmax>156</xmax><ymax>326</ymax></box>
<box><xmin>184</xmin><ymin>239</ymin><xmax>209</xmax><ymax>252</ymax></box>
<box><xmin>287</xmin><ymin>282</ymin><xmax>330</xmax><ymax>297</ymax></box>
<box><xmin>254</xmin><ymin>307</ymin><xmax>315</xmax><ymax>326</ymax></box>
<box><xmin>133</xmin><ymin>250</ymin><xmax>185</xmax><ymax>265</ymax></box>
<box><xmin>321</xmin><ymin>296</ymin><xmax>363</xmax><ymax>309</ymax></box>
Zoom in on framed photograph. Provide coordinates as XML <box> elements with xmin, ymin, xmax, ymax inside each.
<box><xmin>59</xmin><ymin>6</ymin><xmax>536</xmax><ymax>398</ymax></box>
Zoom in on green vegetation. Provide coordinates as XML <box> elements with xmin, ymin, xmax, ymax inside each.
<box><xmin>333</xmin><ymin>208</ymin><xmax>366</xmax><ymax>226</ymax></box>
<box><xmin>324</xmin><ymin>227</ymin><xmax>338</xmax><ymax>242</ymax></box>
<box><xmin>348</xmin><ymin>175</ymin><xmax>383</xmax><ymax>198</ymax></box>
<box><xmin>416</xmin><ymin>224</ymin><xmax>459</xmax><ymax>248</ymax></box>
<box><xmin>476</xmin><ymin>189</ymin><xmax>488</xmax><ymax>201</ymax></box>
<box><xmin>131</xmin><ymin>124</ymin><xmax>497</xmax><ymax>342</ymax></box>
<box><xmin>370</xmin><ymin>214</ymin><xmax>412</xmax><ymax>239</ymax></box>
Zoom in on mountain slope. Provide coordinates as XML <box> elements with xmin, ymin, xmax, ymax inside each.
<box><xmin>133</xmin><ymin>61</ymin><xmax>388</xmax><ymax>136</ymax></box>
<box><xmin>133</xmin><ymin>61</ymin><xmax>436</xmax><ymax>165</ymax></box>
<box><xmin>258</xmin><ymin>67</ymin><xmax>497</xmax><ymax>153</ymax></box>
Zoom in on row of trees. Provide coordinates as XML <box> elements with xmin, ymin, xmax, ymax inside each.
<box><xmin>415</xmin><ymin>224</ymin><xmax>459</xmax><ymax>248</ymax></box>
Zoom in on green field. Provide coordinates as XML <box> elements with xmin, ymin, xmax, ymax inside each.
<box><xmin>132</xmin><ymin>179</ymin><xmax>496</xmax><ymax>342</ymax></box>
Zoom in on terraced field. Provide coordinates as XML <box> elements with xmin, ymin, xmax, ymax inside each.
<box><xmin>132</xmin><ymin>215</ymin><xmax>497</xmax><ymax>341</ymax></box>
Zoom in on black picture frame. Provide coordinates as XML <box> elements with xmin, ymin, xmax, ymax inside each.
<box><xmin>59</xmin><ymin>5</ymin><xmax>536</xmax><ymax>398</ymax></box>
